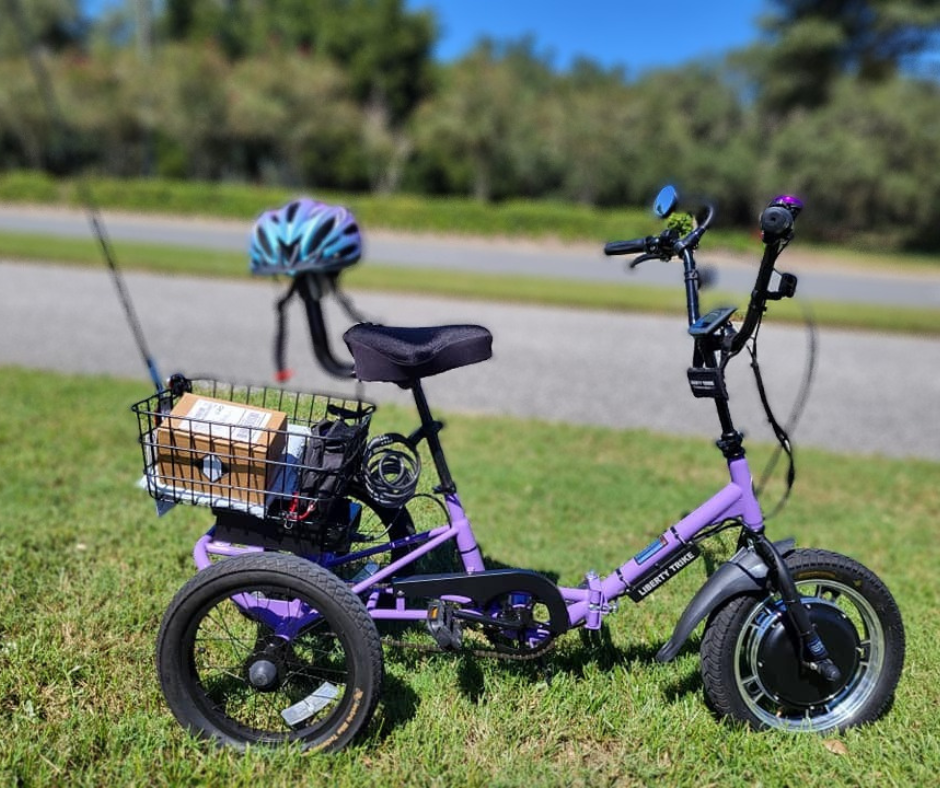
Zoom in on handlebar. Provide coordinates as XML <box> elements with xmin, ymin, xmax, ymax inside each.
<box><xmin>604</xmin><ymin>202</ymin><xmax>716</xmax><ymax>326</ymax></box>
<box><xmin>604</xmin><ymin>238</ymin><xmax>651</xmax><ymax>256</ymax></box>
<box><xmin>603</xmin><ymin>194</ymin><xmax>801</xmax><ymax>355</ymax></box>
<box><xmin>604</xmin><ymin>203</ymin><xmax>716</xmax><ymax>262</ymax></box>
<box><xmin>729</xmin><ymin>198</ymin><xmax>802</xmax><ymax>354</ymax></box>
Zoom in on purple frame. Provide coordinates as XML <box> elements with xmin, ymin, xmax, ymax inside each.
<box><xmin>192</xmin><ymin>455</ymin><xmax>763</xmax><ymax>635</ymax></box>
<box><xmin>188</xmin><ymin>203</ymin><xmax>792</xmax><ymax>638</ymax></box>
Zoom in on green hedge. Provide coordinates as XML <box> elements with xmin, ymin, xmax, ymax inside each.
<box><xmin>0</xmin><ymin>170</ymin><xmax>755</xmax><ymax>250</ymax></box>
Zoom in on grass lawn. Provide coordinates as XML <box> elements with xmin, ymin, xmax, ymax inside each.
<box><xmin>0</xmin><ymin>366</ymin><xmax>937</xmax><ymax>787</ymax></box>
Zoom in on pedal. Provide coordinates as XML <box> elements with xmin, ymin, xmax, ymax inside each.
<box><xmin>426</xmin><ymin>601</ymin><xmax>463</xmax><ymax>650</ymax></box>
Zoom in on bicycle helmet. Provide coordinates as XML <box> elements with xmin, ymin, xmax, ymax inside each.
<box><xmin>249</xmin><ymin>197</ymin><xmax>362</xmax><ymax>276</ymax></box>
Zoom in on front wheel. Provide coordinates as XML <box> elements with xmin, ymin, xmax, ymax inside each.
<box><xmin>156</xmin><ymin>553</ymin><xmax>383</xmax><ymax>751</ymax></box>
<box><xmin>700</xmin><ymin>548</ymin><xmax>904</xmax><ymax>733</ymax></box>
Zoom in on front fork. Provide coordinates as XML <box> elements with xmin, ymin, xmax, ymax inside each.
<box><xmin>751</xmin><ymin>534</ymin><xmax>843</xmax><ymax>683</ymax></box>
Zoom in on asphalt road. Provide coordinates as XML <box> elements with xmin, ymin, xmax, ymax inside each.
<box><xmin>3</xmin><ymin>204</ymin><xmax>940</xmax><ymax>309</ymax></box>
<box><xmin>2</xmin><ymin>258</ymin><xmax>938</xmax><ymax>461</ymax></box>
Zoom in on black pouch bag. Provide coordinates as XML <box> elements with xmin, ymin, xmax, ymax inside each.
<box><xmin>297</xmin><ymin>418</ymin><xmax>363</xmax><ymax>504</ymax></box>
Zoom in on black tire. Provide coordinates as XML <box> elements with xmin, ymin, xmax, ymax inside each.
<box><xmin>156</xmin><ymin>553</ymin><xmax>383</xmax><ymax>752</ymax></box>
<box><xmin>700</xmin><ymin>548</ymin><xmax>904</xmax><ymax>733</ymax></box>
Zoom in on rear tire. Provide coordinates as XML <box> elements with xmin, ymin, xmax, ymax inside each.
<box><xmin>156</xmin><ymin>553</ymin><xmax>383</xmax><ymax>751</ymax></box>
<box><xmin>700</xmin><ymin>548</ymin><xmax>904</xmax><ymax>732</ymax></box>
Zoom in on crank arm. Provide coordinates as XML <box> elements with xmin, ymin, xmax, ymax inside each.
<box><xmin>450</xmin><ymin>608</ymin><xmax>500</xmax><ymax>626</ymax></box>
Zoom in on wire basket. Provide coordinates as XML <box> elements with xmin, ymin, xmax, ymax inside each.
<box><xmin>132</xmin><ymin>378</ymin><xmax>374</xmax><ymax>522</ymax></box>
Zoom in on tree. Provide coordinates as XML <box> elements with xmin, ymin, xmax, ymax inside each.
<box><xmin>744</xmin><ymin>0</ymin><xmax>940</xmax><ymax>114</ymax></box>
<box><xmin>304</xmin><ymin>0</ymin><xmax>435</xmax><ymax>191</ymax></box>
<box><xmin>0</xmin><ymin>0</ymin><xmax>87</xmax><ymax>54</ymax></box>
<box><xmin>626</xmin><ymin>65</ymin><xmax>760</xmax><ymax>222</ymax></box>
<box><xmin>0</xmin><ymin>58</ymin><xmax>53</xmax><ymax>168</ymax></box>
<box><xmin>761</xmin><ymin>75</ymin><xmax>940</xmax><ymax>249</ymax></box>
<box><xmin>226</xmin><ymin>52</ymin><xmax>364</xmax><ymax>188</ymax></box>
<box><xmin>147</xmin><ymin>42</ymin><xmax>232</xmax><ymax>179</ymax></box>
<box><xmin>547</xmin><ymin>60</ymin><xmax>638</xmax><ymax>206</ymax></box>
<box><xmin>156</xmin><ymin>1</ymin><xmax>435</xmax><ymax>127</ymax></box>
<box><xmin>410</xmin><ymin>40</ymin><xmax>556</xmax><ymax>202</ymax></box>
<box><xmin>0</xmin><ymin>1</ymin><xmax>99</xmax><ymax>173</ymax></box>
<box><xmin>157</xmin><ymin>0</ymin><xmax>434</xmax><ymax>191</ymax></box>
<box><xmin>59</xmin><ymin>48</ymin><xmax>154</xmax><ymax>176</ymax></box>
<box><xmin>161</xmin><ymin>0</ymin><xmax>256</xmax><ymax>58</ymax></box>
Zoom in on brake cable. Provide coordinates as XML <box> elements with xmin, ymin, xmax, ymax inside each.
<box><xmin>6</xmin><ymin>0</ymin><xmax>163</xmax><ymax>391</ymax></box>
<box><xmin>748</xmin><ymin>291</ymin><xmax>819</xmax><ymax>519</ymax></box>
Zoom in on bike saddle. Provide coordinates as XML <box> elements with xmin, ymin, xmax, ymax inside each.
<box><xmin>343</xmin><ymin>323</ymin><xmax>493</xmax><ymax>384</ymax></box>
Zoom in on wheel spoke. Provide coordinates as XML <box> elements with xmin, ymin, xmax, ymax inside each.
<box><xmin>204</xmin><ymin>605</ymin><xmax>259</xmax><ymax>652</ymax></box>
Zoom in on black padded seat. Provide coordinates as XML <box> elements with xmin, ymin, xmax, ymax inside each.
<box><xmin>343</xmin><ymin>323</ymin><xmax>493</xmax><ymax>384</ymax></box>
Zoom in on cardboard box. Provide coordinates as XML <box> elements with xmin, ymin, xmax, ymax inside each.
<box><xmin>155</xmin><ymin>393</ymin><xmax>288</xmax><ymax>508</ymax></box>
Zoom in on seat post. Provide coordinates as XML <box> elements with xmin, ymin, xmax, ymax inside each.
<box><xmin>410</xmin><ymin>380</ymin><xmax>456</xmax><ymax>493</ymax></box>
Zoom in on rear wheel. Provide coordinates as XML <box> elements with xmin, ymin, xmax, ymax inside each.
<box><xmin>700</xmin><ymin>548</ymin><xmax>904</xmax><ymax>732</ymax></box>
<box><xmin>156</xmin><ymin>552</ymin><xmax>383</xmax><ymax>751</ymax></box>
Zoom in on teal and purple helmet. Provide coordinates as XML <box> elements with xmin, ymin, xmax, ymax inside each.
<box><xmin>249</xmin><ymin>197</ymin><xmax>362</xmax><ymax>276</ymax></box>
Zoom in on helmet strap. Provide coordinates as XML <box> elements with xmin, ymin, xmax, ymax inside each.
<box><xmin>274</xmin><ymin>276</ymin><xmax>301</xmax><ymax>381</ymax></box>
<box><xmin>331</xmin><ymin>275</ymin><xmax>370</xmax><ymax>324</ymax></box>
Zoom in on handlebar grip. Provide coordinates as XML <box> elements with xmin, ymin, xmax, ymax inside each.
<box><xmin>604</xmin><ymin>238</ymin><xmax>649</xmax><ymax>256</ymax></box>
<box><xmin>760</xmin><ymin>206</ymin><xmax>794</xmax><ymax>238</ymax></box>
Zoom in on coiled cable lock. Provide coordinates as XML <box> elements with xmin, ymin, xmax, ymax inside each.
<box><xmin>362</xmin><ymin>433</ymin><xmax>421</xmax><ymax>506</ymax></box>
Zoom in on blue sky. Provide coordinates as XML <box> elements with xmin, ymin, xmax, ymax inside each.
<box><xmin>404</xmin><ymin>0</ymin><xmax>767</xmax><ymax>75</ymax></box>
<box><xmin>82</xmin><ymin>1</ymin><xmax>768</xmax><ymax>75</ymax></box>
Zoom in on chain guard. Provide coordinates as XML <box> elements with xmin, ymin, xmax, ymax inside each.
<box><xmin>390</xmin><ymin>568</ymin><xmax>569</xmax><ymax>637</ymax></box>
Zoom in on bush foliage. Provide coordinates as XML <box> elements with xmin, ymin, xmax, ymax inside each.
<box><xmin>1</xmin><ymin>1</ymin><xmax>938</xmax><ymax>250</ymax></box>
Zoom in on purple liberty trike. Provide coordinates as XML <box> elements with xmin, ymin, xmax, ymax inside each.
<box><xmin>136</xmin><ymin>187</ymin><xmax>904</xmax><ymax>752</ymax></box>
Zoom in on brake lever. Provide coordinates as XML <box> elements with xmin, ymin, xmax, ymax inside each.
<box><xmin>628</xmin><ymin>253</ymin><xmax>663</xmax><ymax>269</ymax></box>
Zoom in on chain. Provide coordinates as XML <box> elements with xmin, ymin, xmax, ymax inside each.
<box><xmin>381</xmin><ymin>636</ymin><xmax>557</xmax><ymax>662</ymax></box>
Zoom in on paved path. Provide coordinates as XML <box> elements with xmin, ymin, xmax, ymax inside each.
<box><xmin>3</xmin><ymin>204</ymin><xmax>940</xmax><ymax>309</ymax></box>
<box><xmin>2</xmin><ymin>260</ymin><xmax>938</xmax><ymax>461</ymax></box>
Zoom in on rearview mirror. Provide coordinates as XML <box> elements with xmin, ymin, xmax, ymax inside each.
<box><xmin>653</xmin><ymin>185</ymin><xmax>679</xmax><ymax>219</ymax></box>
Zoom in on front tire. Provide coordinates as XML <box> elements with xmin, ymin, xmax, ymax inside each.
<box><xmin>156</xmin><ymin>553</ymin><xmax>383</xmax><ymax>751</ymax></box>
<box><xmin>700</xmin><ymin>548</ymin><xmax>904</xmax><ymax>732</ymax></box>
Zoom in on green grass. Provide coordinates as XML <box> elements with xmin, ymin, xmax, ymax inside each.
<box><xmin>1</xmin><ymin>366</ymin><xmax>937</xmax><ymax>787</ymax></box>
<box><xmin>3</xmin><ymin>229</ymin><xmax>940</xmax><ymax>337</ymax></box>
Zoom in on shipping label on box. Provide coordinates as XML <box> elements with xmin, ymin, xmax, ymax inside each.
<box><xmin>156</xmin><ymin>393</ymin><xmax>288</xmax><ymax>508</ymax></box>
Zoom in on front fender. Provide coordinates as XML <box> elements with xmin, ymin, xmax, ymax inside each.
<box><xmin>655</xmin><ymin>538</ymin><xmax>795</xmax><ymax>663</ymax></box>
